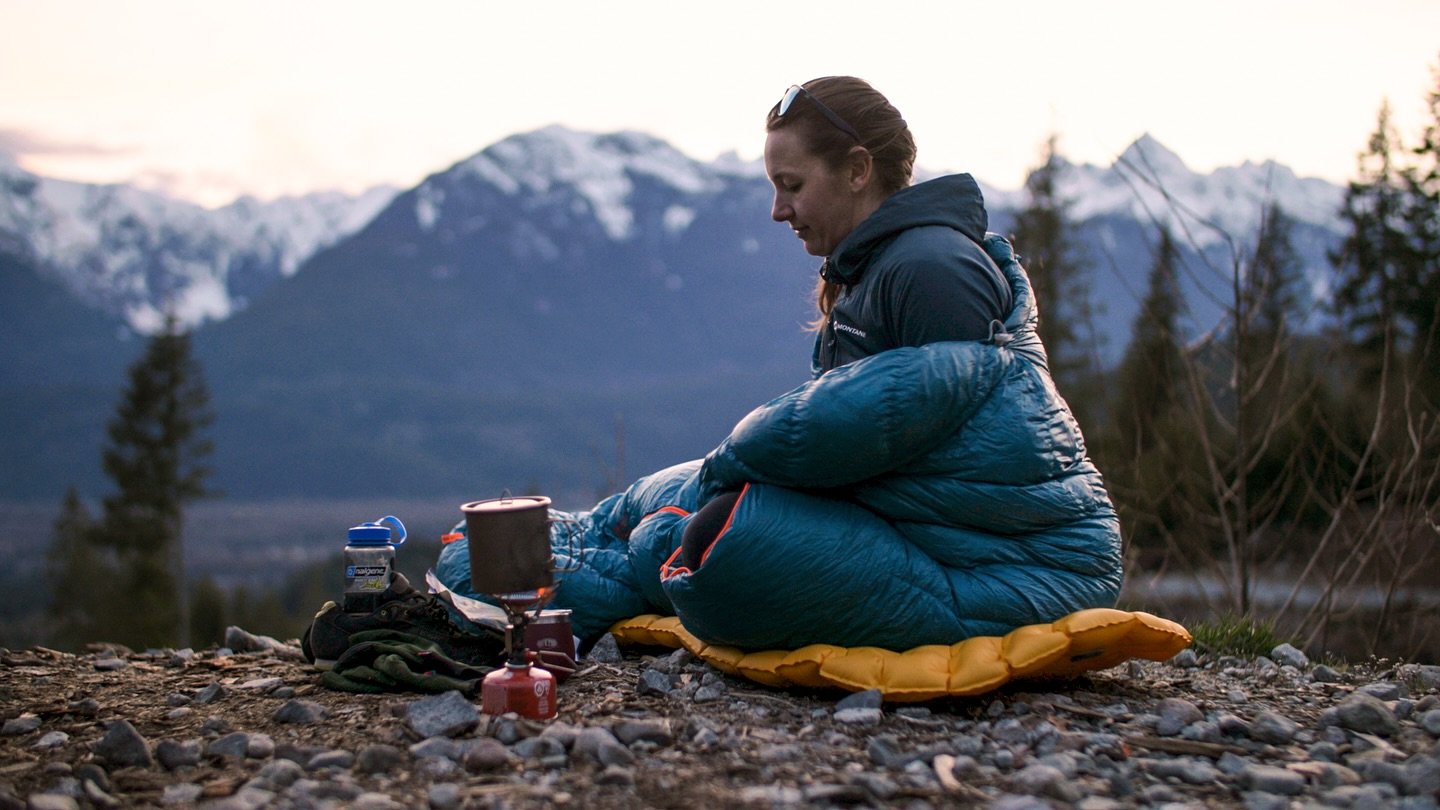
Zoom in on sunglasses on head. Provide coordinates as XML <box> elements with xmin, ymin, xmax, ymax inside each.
<box><xmin>776</xmin><ymin>84</ymin><xmax>862</xmax><ymax>144</ymax></box>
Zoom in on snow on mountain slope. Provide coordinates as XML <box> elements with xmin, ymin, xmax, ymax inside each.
<box><xmin>1063</xmin><ymin>134</ymin><xmax>1343</xmax><ymax>246</ymax></box>
<box><xmin>1</xmin><ymin>128</ymin><xmax>1347</xmax><ymax>336</ymax></box>
<box><xmin>0</xmin><ymin>157</ymin><xmax>395</xmax><ymax>333</ymax></box>
<box><xmin>437</xmin><ymin>126</ymin><xmax>726</xmax><ymax>240</ymax></box>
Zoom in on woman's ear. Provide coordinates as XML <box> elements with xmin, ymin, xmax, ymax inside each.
<box><xmin>846</xmin><ymin>146</ymin><xmax>874</xmax><ymax>192</ymax></box>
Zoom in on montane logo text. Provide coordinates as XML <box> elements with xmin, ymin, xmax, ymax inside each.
<box><xmin>834</xmin><ymin>322</ymin><xmax>868</xmax><ymax>338</ymax></box>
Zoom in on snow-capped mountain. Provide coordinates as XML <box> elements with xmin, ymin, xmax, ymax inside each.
<box><xmin>0</xmin><ymin>156</ymin><xmax>395</xmax><ymax>333</ymax></box>
<box><xmin>1061</xmin><ymin>133</ymin><xmax>1345</xmax><ymax>247</ymax></box>
<box><xmin>1</xmin><ymin>126</ymin><xmax>1353</xmax><ymax>503</ymax></box>
<box><xmin>0</xmin><ymin>127</ymin><xmax>1346</xmax><ymax>340</ymax></box>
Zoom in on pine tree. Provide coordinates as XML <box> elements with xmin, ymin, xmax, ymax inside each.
<box><xmin>189</xmin><ymin>575</ymin><xmax>228</xmax><ymax>649</ymax></box>
<box><xmin>1010</xmin><ymin>134</ymin><xmax>1096</xmax><ymax>397</ymax></box>
<box><xmin>44</xmin><ymin>487</ymin><xmax>113</xmax><ymax>649</ymax></box>
<box><xmin>1331</xmin><ymin>101</ymin><xmax>1413</xmax><ymax>378</ymax></box>
<box><xmin>89</xmin><ymin>316</ymin><xmax>216</xmax><ymax>648</ymax></box>
<box><xmin>1105</xmin><ymin>225</ymin><xmax>1189</xmax><ymax>556</ymax></box>
<box><xmin>1401</xmin><ymin>58</ymin><xmax>1440</xmax><ymax>406</ymax></box>
<box><xmin>1113</xmin><ymin>226</ymin><xmax>1187</xmax><ymax>457</ymax></box>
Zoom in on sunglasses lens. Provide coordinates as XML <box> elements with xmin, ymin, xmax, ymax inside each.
<box><xmin>778</xmin><ymin>85</ymin><xmax>802</xmax><ymax>117</ymax></box>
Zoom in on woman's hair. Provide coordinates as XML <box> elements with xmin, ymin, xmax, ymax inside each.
<box><xmin>767</xmin><ymin>76</ymin><xmax>916</xmax><ymax>325</ymax></box>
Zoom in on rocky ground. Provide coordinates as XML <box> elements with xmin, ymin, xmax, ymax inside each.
<box><xmin>1</xmin><ymin>628</ymin><xmax>1438</xmax><ymax>809</ymax></box>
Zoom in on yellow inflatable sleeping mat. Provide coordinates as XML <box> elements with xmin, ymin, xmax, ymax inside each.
<box><xmin>609</xmin><ymin>608</ymin><xmax>1190</xmax><ymax>702</ymax></box>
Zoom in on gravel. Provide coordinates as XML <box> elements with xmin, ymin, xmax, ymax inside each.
<box><xmin>1</xmin><ymin>636</ymin><xmax>1437</xmax><ymax>808</ymax></box>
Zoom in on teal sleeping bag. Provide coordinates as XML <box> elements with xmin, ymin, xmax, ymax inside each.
<box><xmin>435</xmin><ymin>234</ymin><xmax>1122</xmax><ymax>648</ymax></box>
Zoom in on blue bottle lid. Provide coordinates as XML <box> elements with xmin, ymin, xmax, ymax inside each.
<box><xmin>347</xmin><ymin>515</ymin><xmax>407</xmax><ymax>546</ymax></box>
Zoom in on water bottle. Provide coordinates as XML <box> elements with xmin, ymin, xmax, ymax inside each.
<box><xmin>343</xmin><ymin>515</ymin><xmax>406</xmax><ymax>613</ymax></box>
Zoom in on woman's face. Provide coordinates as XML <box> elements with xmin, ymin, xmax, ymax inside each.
<box><xmin>764</xmin><ymin>127</ymin><xmax>873</xmax><ymax>257</ymax></box>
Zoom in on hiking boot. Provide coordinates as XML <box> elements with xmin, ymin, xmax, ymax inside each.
<box><xmin>301</xmin><ymin>573</ymin><xmax>504</xmax><ymax>670</ymax></box>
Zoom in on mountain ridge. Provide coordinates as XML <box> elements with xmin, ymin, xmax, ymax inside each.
<box><xmin>0</xmin><ymin>127</ymin><xmax>1351</xmax><ymax>503</ymax></box>
<box><xmin>1</xmin><ymin>127</ymin><xmax>1344</xmax><ymax>335</ymax></box>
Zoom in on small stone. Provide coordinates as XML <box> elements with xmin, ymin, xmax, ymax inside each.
<box><xmin>405</xmin><ymin>691</ymin><xmax>478</xmax><ymax>739</ymax></box>
<box><xmin>1269</xmin><ymin>643</ymin><xmax>1309</xmax><ymax>669</ymax></box>
<box><xmin>637</xmin><ymin>668</ymin><xmax>674</xmax><ymax>697</ymax></box>
<box><xmin>836</xmin><ymin>688</ymin><xmax>884</xmax><ymax>711</ymax></box>
<box><xmin>26</xmin><ymin>795</ymin><xmax>80</xmax><ymax>810</ymax></box>
<box><xmin>1146</xmin><ymin>757</ymin><xmax>1222</xmax><ymax>785</ymax></box>
<box><xmin>94</xmin><ymin>719</ymin><xmax>153</xmax><ymax>768</ymax></box>
<box><xmin>193</xmin><ymin>683</ymin><xmax>226</xmax><ymax>704</ymax></box>
<box><xmin>1155</xmin><ymin>697</ymin><xmax>1203</xmax><ymax>736</ymax></box>
<box><xmin>1399</xmin><ymin>664</ymin><xmax>1440</xmax><ymax>691</ymax></box>
<box><xmin>306</xmin><ymin>749</ymin><xmax>356</xmax><ymax>770</ymax></box>
<box><xmin>250</xmin><ymin>758</ymin><xmax>303</xmax><ymax>790</ymax></box>
<box><xmin>67</xmin><ymin>698</ymin><xmax>100</xmax><ymax>717</ymax></box>
<box><xmin>513</xmin><ymin>736</ymin><xmax>566</xmax><ymax>761</ymax></box>
<box><xmin>247</xmin><ymin>733</ymin><xmax>275</xmax><ymax>759</ymax></box>
<box><xmin>1169</xmin><ymin>648</ymin><xmax>1200</xmax><ymax>668</ymax></box>
<box><xmin>428</xmin><ymin>783</ymin><xmax>463</xmax><ymax>810</ymax></box>
<box><xmin>409</xmin><ymin>737</ymin><xmax>460</xmax><ymax>761</ymax></box>
<box><xmin>1249</xmin><ymin>711</ymin><xmax>1298</xmax><ymax>745</ymax></box>
<box><xmin>1334</xmin><ymin>693</ymin><xmax>1401</xmax><ymax>736</ymax></box>
<box><xmin>417</xmin><ymin>756</ymin><xmax>461</xmax><ymax>778</ymax></box>
<box><xmin>1004</xmin><ymin>758</ymin><xmax>1056</xmax><ymax>790</ymax></box>
<box><xmin>1355</xmin><ymin>681</ymin><xmax>1406</xmax><ymax>701</ymax></box>
<box><xmin>161</xmin><ymin>783</ymin><xmax>204</xmax><ymax>805</ymax></box>
<box><xmin>237</xmin><ymin>677</ymin><xmax>285</xmax><ymax>692</ymax></box>
<box><xmin>1312</xmin><ymin>664</ymin><xmax>1344</xmax><ymax>683</ymax></box>
<box><xmin>1216</xmin><ymin>752</ymin><xmax>1249</xmax><ymax>776</ymax></box>
<box><xmin>595</xmin><ymin>764</ymin><xmax>635</xmax><ymax>785</ymax></box>
<box><xmin>92</xmin><ymin>655</ymin><xmax>128</xmax><ymax>671</ymax></box>
<box><xmin>612</xmin><ymin>718</ymin><xmax>674</xmax><ymax>747</ymax></box>
<box><xmin>738</xmin><ymin>786</ymin><xmax>803</xmax><ymax>805</ymax></box>
<box><xmin>1239</xmin><ymin>792</ymin><xmax>1290</xmax><ymax>810</ymax></box>
<box><xmin>1420</xmin><ymin>709</ymin><xmax>1440</xmax><ymax>736</ymax></box>
<box><xmin>223</xmin><ymin>625</ymin><xmax>305</xmax><ymax>659</ymax></box>
<box><xmin>1</xmin><ymin>714</ymin><xmax>41</xmax><ymax>735</ymax></box>
<box><xmin>35</xmin><ymin>731</ymin><xmax>69</xmax><ymax>749</ymax></box>
<box><xmin>461</xmin><ymin>737</ymin><xmax>509</xmax><ymax>772</ymax></box>
<box><xmin>1352</xmin><ymin>759</ymin><xmax>1407</xmax><ymax>791</ymax></box>
<box><xmin>693</xmin><ymin>685</ymin><xmax>725</xmax><ymax>703</ymax></box>
<box><xmin>206</xmin><ymin>732</ymin><xmax>253</xmax><ymax>759</ymax></box>
<box><xmin>1241</xmin><ymin>763</ymin><xmax>1306</xmax><ymax>795</ymax></box>
<box><xmin>273</xmin><ymin>698</ymin><xmax>330</xmax><ymax>725</ymax></box>
<box><xmin>835</xmin><ymin>707</ymin><xmax>882</xmax><ymax>725</ymax></box>
<box><xmin>351</xmin><ymin>793</ymin><xmax>407</xmax><ymax>810</ymax></box>
<box><xmin>74</xmin><ymin>763</ymin><xmax>110</xmax><ymax>793</ymax></box>
<box><xmin>585</xmin><ymin>633</ymin><xmax>623</xmax><ymax>664</ymax></box>
<box><xmin>539</xmin><ymin>721</ymin><xmax>582</xmax><ymax>749</ymax></box>
<box><xmin>355</xmin><ymin>744</ymin><xmax>406</xmax><ymax>774</ymax></box>
<box><xmin>867</xmin><ymin>735</ymin><xmax>915</xmax><ymax>769</ymax></box>
<box><xmin>573</xmin><ymin>726</ymin><xmax>634</xmax><ymax>767</ymax></box>
<box><xmin>1218</xmin><ymin>713</ymin><xmax>1251</xmax><ymax>737</ymax></box>
<box><xmin>156</xmin><ymin>738</ymin><xmax>202</xmax><ymax>770</ymax></box>
<box><xmin>1402</xmin><ymin>756</ymin><xmax>1440</xmax><ymax>796</ymax></box>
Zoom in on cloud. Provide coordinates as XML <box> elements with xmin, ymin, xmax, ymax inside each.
<box><xmin>0</xmin><ymin>127</ymin><xmax>135</xmax><ymax>160</ymax></box>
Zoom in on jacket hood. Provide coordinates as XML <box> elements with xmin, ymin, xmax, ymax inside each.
<box><xmin>823</xmin><ymin>173</ymin><xmax>989</xmax><ymax>284</ymax></box>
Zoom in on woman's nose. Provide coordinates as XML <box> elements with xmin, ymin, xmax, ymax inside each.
<box><xmin>771</xmin><ymin>196</ymin><xmax>790</xmax><ymax>222</ymax></box>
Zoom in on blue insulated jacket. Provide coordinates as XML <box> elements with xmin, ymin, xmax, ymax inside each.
<box><xmin>436</xmin><ymin>235</ymin><xmax>1122</xmax><ymax>647</ymax></box>
<box><xmin>815</xmin><ymin>174</ymin><xmax>1013</xmax><ymax>373</ymax></box>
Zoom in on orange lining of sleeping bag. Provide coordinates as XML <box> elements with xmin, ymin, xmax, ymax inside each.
<box><xmin>658</xmin><ymin>484</ymin><xmax>749</xmax><ymax>580</ymax></box>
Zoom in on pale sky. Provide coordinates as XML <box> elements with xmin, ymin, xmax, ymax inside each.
<box><xmin>3</xmin><ymin>0</ymin><xmax>1438</xmax><ymax>208</ymax></box>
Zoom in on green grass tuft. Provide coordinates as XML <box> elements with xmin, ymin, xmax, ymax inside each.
<box><xmin>1188</xmin><ymin>615</ymin><xmax>1295</xmax><ymax>659</ymax></box>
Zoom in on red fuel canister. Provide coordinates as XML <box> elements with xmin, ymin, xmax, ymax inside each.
<box><xmin>480</xmin><ymin>662</ymin><xmax>557</xmax><ymax>720</ymax></box>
